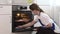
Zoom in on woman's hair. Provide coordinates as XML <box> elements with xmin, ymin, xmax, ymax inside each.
<box><xmin>29</xmin><ymin>3</ymin><xmax>44</xmax><ymax>12</ymax></box>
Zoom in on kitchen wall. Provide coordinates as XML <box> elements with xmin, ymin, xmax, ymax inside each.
<box><xmin>54</xmin><ymin>6</ymin><xmax>60</xmax><ymax>27</ymax></box>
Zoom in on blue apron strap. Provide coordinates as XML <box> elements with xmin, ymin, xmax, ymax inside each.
<box><xmin>51</xmin><ymin>23</ymin><xmax>55</xmax><ymax>30</ymax></box>
<box><xmin>38</xmin><ymin>19</ymin><xmax>44</xmax><ymax>26</ymax></box>
<box><xmin>38</xmin><ymin>19</ymin><xmax>55</xmax><ymax>30</ymax></box>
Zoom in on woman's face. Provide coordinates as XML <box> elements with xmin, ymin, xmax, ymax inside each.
<box><xmin>31</xmin><ymin>10</ymin><xmax>39</xmax><ymax>15</ymax></box>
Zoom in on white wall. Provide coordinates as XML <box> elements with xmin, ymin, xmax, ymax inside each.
<box><xmin>12</xmin><ymin>0</ymin><xmax>34</xmax><ymax>5</ymax></box>
<box><xmin>54</xmin><ymin>6</ymin><xmax>60</xmax><ymax>27</ymax></box>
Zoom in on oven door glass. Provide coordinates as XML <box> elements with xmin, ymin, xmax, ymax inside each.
<box><xmin>12</xmin><ymin>11</ymin><xmax>34</xmax><ymax>32</ymax></box>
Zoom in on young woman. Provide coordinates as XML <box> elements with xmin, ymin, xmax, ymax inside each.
<box><xmin>16</xmin><ymin>3</ymin><xmax>60</xmax><ymax>34</ymax></box>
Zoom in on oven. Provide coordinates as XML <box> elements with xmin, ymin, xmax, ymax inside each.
<box><xmin>12</xmin><ymin>5</ymin><xmax>39</xmax><ymax>32</ymax></box>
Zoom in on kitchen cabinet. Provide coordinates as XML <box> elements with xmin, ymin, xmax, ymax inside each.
<box><xmin>0</xmin><ymin>5</ymin><xmax>12</xmax><ymax>14</ymax></box>
<box><xmin>0</xmin><ymin>15</ymin><xmax>11</xmax><ymax>34</ymax></box>
<box><xmin>0</xmin><ymin>0</ymin><xmax>12</xmax><ymax>5</ymax></box>
<box><xmin>59</xmin><ymin>12</ymin><xmax>60</xmax><ymax>27</ymax></box>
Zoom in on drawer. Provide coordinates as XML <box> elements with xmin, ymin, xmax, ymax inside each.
<box><xmin>0</xmin><ymin>5</ymin><xmax>12</xmax><ymax>14</ymax></box>
<box><xmin>0</xmin><ymin>0</ymin><xmax>12</xmax><ymax>5</ymax></box>
<box><xmin>0</xmin><ymin>15</ymin><xmax>11</xmax><ymax>34</ymax></box>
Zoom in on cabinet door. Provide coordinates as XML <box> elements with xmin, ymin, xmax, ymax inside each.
<box><xmin>59</xmin><ymin>12</ymin><xmax>60</xmax><ymax>27</ymax></box>
<box><xmin>0</xmin><ymin>15</ymin><xmax>11</xmax><ymax>34</ymax></box>
<box><xmin>0</xmin><ymin>5</ymin><xmax>12</xmax><ymax>14</ymax></box>
<box><xmin>0</xmin><ymin>0</ymin><xmax>12</xmax><ymax>5</ymax></box>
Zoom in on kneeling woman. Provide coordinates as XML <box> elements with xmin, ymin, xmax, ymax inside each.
<box><xmin>16</xmin><ymin>3</ymin><xmax>60</xmax><ymax>34</ymax></box>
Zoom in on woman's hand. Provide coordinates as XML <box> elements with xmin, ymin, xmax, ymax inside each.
<box><xmin>15</xmin><ymin>18</ymin><xmax>29</xmax><ymax>23</ymax></box>
<box><xmin>15</xmin><ymin>19</ymin><xmax>24</xmax><ymax>22</ymax></box>
<box><xmin>16</xmin><ymin>26</ymin><xmax>24</xmax><ymax>29</ymax></box>
<box><xmin>46</xmin><ymin>23</ymin><xmax>52</xmax><ymax>28</ymax></box>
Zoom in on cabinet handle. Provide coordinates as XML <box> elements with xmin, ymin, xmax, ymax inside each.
<box><xmin>9</xmin><ymin>15</ymin><xmax>12</xmax><ymax>23</ymax></box>
<box><xmin>0</xmin><ymin>6</ymin><xmax>3</xmax><ymax>8</ymax></box>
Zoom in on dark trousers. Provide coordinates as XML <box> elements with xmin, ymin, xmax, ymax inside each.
<box><xmin>36</xmin><ymin>27</ymin><xmax>57</xmax><ymax>34</ymax></box>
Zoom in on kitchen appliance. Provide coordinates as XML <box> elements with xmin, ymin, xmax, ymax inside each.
<box><xmin>12</xmin><ymin>5</ymin><xmax>34</xmax><ymax>32</ymax></box>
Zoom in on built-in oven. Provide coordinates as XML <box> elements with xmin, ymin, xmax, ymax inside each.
<box><xmin>12</xmin><ymin>5</ymin><xmax>39</xmax><ymax>32</ymax></box>
<box><xmin>12</xmin><ymin>10</ymin><xmax>34</xmax><ymax>32</ymax></box>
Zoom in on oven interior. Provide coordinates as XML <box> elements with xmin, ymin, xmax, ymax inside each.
<box><xmin>12</xmin><ymin>10</ymin><xmax>34</xmax><ymax>32</ymax></box>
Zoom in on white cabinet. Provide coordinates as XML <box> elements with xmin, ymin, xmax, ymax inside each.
<box><xmin>12</xmin><ymin>0</ymin><xmax>33</xmax><ymax>5</ymax></box>
<box><xmin>59</xmin><ymin>12</ymin><xmax>60</xmax><ymax>27</ymax></box>
<box><xmin>0</xmin><ymin>15</ymin><xmax>11</xmax><ymax>34</ymax></box>
<box><xmin>0</xmin><ymin>0</ymin><xmax>12</xmax><ymax>5</ymax></box>
<box><xmin>0</xmin><ymin>5</ymin><xmax>12</xmax><ymax>14</ymax></box>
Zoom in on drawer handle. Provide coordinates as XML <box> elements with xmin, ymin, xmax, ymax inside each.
<box><xmin>0</xmin><ymin>6</ymin><xmax>3</xmax><ymax>8</ymax></box>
